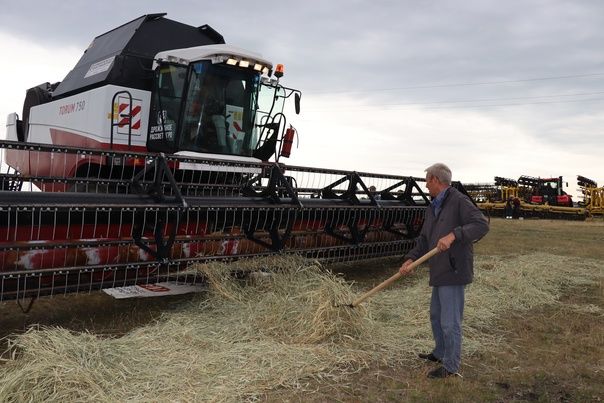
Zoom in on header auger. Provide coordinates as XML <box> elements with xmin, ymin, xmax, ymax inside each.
<box><xmin>1</xmin><ymin>14</ymin><xmax>429</xmax><ymax>301</ymax></box>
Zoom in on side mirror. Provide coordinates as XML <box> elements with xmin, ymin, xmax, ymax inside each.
<box><xmin>294</xmin><ymin>93</ymin><xmax>301</xmax><ymax>115</ymax></box>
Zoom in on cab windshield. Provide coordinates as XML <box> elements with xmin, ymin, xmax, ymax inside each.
<box><xmin>180</xmin><ymin>61</ymin><xmax>260</xmax><ymax>156</ymax></box>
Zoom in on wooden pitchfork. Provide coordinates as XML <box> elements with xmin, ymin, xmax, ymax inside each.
<box><xmin>347</xmin><ymin>247</ymin><xmax>440</xmax><ymax>308</ymax></box>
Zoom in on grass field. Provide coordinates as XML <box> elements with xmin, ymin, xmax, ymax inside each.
<box><xmin>315</xmin><ymin>218</ymin><xmax>604</xmax><ymax>402</ymax></box>
<box><xmin>0</xmin><ymin>218</ymin><xmax>602</xmax><ymax>402</ymax></box>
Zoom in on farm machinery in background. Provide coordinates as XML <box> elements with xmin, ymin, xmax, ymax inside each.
<box><xmin>1</xmin><ymin>14</ymin><xmax>432</xmax><ymax>302</ymax></box>
<box><xmin>465</xmin><ymin>175</ymin><xmax>588</xmax><ymax>220</ymax></box>
<box><xmin>577</xmin><ymin>176</ymin><xmax>604</xmax><ymax>215</ymax></box>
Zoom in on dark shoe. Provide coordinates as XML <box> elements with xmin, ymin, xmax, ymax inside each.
<box><xmin>418</xmin><ymin>352</ymin><xmax>441</xmax><ymax>363</ymax></box>
<box><xmin>427</xmin><ymin>366</ymin><xmax>459</xmax><ymax>379</ymax></box>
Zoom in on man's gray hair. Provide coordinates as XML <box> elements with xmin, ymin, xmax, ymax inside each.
<box><xmin>425</xmin><ymin>163</ymin><xmax>452</xmax><ymax>185</ymax></box>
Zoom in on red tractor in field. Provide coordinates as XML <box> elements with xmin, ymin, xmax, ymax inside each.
<box><xmin>518</xmin><ymin>176</ymin><xmax>573</xmax><ymax>207</ymax></box>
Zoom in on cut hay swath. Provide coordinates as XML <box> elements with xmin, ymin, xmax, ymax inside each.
<box><xmin>0</xmin><ymin>253</ymin><xmax>602</xmax><ymax>402</ymax></box>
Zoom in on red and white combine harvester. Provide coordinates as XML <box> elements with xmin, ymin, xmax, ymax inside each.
<box><xmin>1</xmin><ymin>14</ymin><xmax>431</xmax><ymax>301</ymax></box>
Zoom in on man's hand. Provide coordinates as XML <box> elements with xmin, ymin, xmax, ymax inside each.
<box><xmin>437</xmin><ymin>232</ymin><xmax>456</xmax><ymax>252</ymax></box>
<box><xmin>399</xmin><ymin>258</ymin><xmax>414</xmax><ymax>275</ymax></box>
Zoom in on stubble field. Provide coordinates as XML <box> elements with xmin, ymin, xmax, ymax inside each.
<box><xmin>0</xmin><ymin>218</ymin><xmax>602</xmax><ymax>402</ymax></box>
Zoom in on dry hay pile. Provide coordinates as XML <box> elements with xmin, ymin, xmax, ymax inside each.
<box><xmin>0</xmin><ymin>253</ymin><xmax>602</xmax><ymax>401</ymax></box>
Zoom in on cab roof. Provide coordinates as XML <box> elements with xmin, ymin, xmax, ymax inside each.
<box><xmin>52</xmin><ymin>13</ymin><xmax>225</xmax><ymax>99</ymax></box>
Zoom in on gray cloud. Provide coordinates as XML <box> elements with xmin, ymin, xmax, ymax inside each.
<box><xmin>1</xmin><ymin>0</ymin><xmax>603</xmax><ymax>183</ymax></box>
<box><xmin>3</xmin><ymin>1</ymin><xmax>603</xmax><ymax>89</ymax></box>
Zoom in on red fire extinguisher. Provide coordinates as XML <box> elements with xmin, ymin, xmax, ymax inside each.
<box><xmin>280</xmin><ymin>125</ymin><xmax>296</xmax><ymax>158</ymax></box>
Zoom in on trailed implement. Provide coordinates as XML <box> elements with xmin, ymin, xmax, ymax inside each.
<box><xmin>577</xmin><ymin>175</ymin><xmax>604</xmax><ymax>216</ymax></box>
<box><xmin>466</xmin><ymin>175</ymin><xmax>587</xmax><ymax>220</ymax></box>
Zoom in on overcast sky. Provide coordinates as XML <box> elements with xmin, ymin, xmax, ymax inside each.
<box><xmin>1</xmin><ymin>0</ymin><xmax>603</xmax><ymax>196</ymax></box>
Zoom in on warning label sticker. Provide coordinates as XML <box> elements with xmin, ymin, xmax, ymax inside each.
<box><xmin>84</xmin><ymin>56</ymin><xmax>116</xmax><ymax>78</ymax></box>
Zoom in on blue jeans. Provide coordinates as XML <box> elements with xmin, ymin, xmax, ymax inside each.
<box><xmin>430</xmin><ymin>285</ymin><xmax>465</xmax><ymax>373</ymax></box>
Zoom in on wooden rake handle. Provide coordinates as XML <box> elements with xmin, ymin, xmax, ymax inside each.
<box><xmin>350</xmin><ymin>247</ymin><xmax>440</xmax><ymax>307</ymax></box>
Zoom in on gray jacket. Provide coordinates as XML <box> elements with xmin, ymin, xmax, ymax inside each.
<box><xmin>404</xmin><ymin>187</ymin><xmax>489</xmax><ymax>286</ymax></box>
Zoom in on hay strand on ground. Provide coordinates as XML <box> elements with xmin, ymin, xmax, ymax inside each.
<box><xmin>0</xmin><ymin>253</ymin><xmax>601</xmax><ymax>402</ymax></box>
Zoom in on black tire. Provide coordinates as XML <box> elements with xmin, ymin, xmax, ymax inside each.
<box><xmin>22</xmin><ymin>83</ymin><xmax>53</xmax><ymax>141</ymax></box>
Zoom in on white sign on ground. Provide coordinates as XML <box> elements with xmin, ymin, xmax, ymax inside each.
<box><xmin>103</xmin><ymin>282</ymin><xmax>206</xmax><ymax>299</ymax></box>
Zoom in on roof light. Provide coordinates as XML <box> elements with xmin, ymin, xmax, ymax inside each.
<box><xmin>253</xmin><ymin>63</ymin><xmax>263</xmax><ymax>71</ymax></box>
<box><xmin>226</xmin><ymin>58</ymin><xmax>237</xmax><ymax>65</ymax></box>
<box><xmin>275</xmin><ymin>64</ymin><xmax>284</xmax><ymax>78</ymax></box>
<box><xmin>262</xmin><ymin>67</ymin><xmax>270</xmax><ymax>76</ymax></box>
<box><xmin>239</xmin><ymin>60</ymin><xmax>250</xmax><ymax>68</ymax></box>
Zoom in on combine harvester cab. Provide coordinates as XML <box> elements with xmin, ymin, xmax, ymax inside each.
<box><xmin>1</xmin><ymin>14</ymin><xmax>429</xmax><ymax>301</ymax></box>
